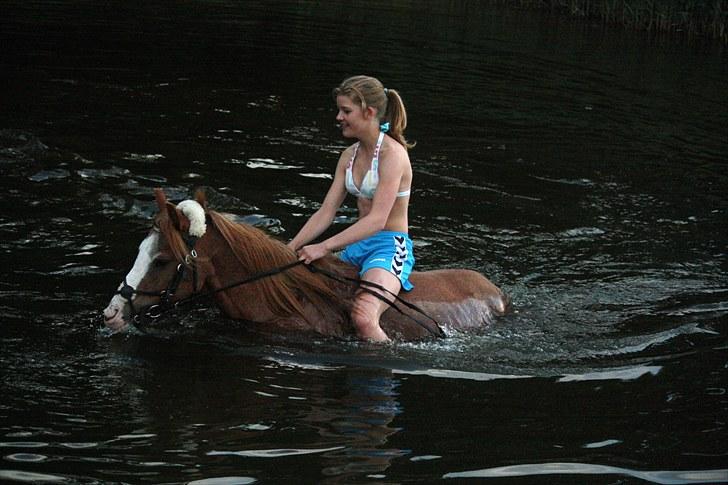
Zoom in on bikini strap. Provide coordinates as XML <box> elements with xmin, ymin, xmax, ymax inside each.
<box><xmin>371</xmin><ymin>131</ymin><xmax>385</xmax><ymax>171</ymax></box>
<box><xmin>347</xmin><ymin>142</ymin><xmax>360</xmax><ymax>169</ymax></box>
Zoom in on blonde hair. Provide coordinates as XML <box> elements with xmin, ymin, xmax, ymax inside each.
<box><xmin>333</xmin><ymin>75</ymin><xmax>414</xmax><ymax>149</ymax></box>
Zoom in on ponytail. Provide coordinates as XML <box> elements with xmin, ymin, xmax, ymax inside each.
<box><xmin>383</xmin><ymin>88</ymin><xmax>414</xmax><ymax>149</ymax></box>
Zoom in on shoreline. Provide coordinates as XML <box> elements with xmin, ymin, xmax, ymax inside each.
<box><xmin>497</xmin><ymin>0</ymin><xmax>727</xmax><ymax>43</ymax></box>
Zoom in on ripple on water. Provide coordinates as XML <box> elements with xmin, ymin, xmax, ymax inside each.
<box><xmin>188</xmin><ymin>477</ymin><xmax>257</xmax><ymax>485</ymax></box>
<box><xmin>78</xmin><ymin>167</ymin><xmax>131</xmax><ymax>182</ymax></box>
<box><xmin>207</xmin><ymin>445</ymin><xmax>345</xmax><ymax>458</ymax></box>
<box><xmin>0</xmin><ymin>441</ymin><xmax>49</xmax><ymax>448</ymax></box>
<box><xmin>245</xmin><ymin>158</ymin><xmax>301</xmax><ymax>170</ymax></box>
<box><xmin>443</xmin><ymin>463</ymin><xmax>728</xmax><ymax>484</ymax></box>
<box><xmin>28</xmin><ymin>169</ymin><xmax>70</xmax><ymax>182</ymax></box>
<box><xmin>5</xmin><ymin>453</ymin><xmax>49</xmax><ymax>462</ymax></box>
<box><xmin>0</xmin><ymin>470</ymin><xmax>68</xmax><ymax>483</ymax></box>
<box><xmin>583</xmin><ymin>439</ymin><xmax>622</xmax><ymax>449</ymax></box>
<box><xmin>123</xmin><ymin>153</ymin><xmax>166</xmax><ymax>162</ymax></box>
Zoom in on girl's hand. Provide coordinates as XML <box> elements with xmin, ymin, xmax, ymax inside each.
<box><xmin>297</xmin><ymin>243</ymin><xmax>330</xmax><ymax>264</ymax></box>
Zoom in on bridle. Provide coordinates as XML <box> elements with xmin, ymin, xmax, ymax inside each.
<box><xmin>114</xmin><ymin>234</ymin><xmax>200</xmax><ymax>326</ymax></box>
<box><xmin>114</xmin><ymin>231</ymin><xmax>446</xmax><ymax>338</ymax></box>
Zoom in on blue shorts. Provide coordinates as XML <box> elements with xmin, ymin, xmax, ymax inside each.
<box><xmin>339</xmin><ymin>231</ymin><xmax>415</xmax><ymax>291</ymax></box>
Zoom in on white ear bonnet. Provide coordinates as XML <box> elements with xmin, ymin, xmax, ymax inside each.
<box><xmin>176</xmin><ymin>200</ymin><xmax>207</xmax><ymax>237</ymax></box>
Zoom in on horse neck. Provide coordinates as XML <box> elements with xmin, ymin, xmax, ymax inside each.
<box><xmin>206</xmin><ymin>213</ymin><xmax>293</xmax><ymax>277</ymax></box>
<box><xmin>203</xmin><ymin>213</ymin><xmax>350</xmax><ymax>326</ymax></box>
<box><xmin>200</xmin><ymin>219</ymin><xmax>276</xmax><ymax>320</ymax></box>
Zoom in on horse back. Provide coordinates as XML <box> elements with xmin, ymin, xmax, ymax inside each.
<box><xmin>410</xmin><ymin>269</ymin><xmax>507</xmax><ymax>307</ymax></box>
<box><xmin>380</xmin><ymin>268</ymin><xmax>510</xmax><ymax>339</ymax></box>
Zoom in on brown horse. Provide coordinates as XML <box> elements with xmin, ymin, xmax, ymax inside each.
<box><xmin>103</xmin><ymin>189</ymin><xmax>510</xmax><ymax>341</ymax></box>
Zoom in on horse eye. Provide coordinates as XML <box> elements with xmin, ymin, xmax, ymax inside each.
<box><xmin>153</xmin><ymin>258</ymin><xmax>170</xmax><ymax>268</ymax></box>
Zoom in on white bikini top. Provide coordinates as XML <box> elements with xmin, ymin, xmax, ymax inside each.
<box><xmin>345</xmin><ymin>131</ymin><xmax>411</xmax><ymax>199</ymax></box>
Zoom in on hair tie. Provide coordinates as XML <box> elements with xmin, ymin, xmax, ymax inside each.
<box><xmin>383</xmin><ymin>88</ymin><xmax>389</xmax><ymax>95</ymax></box>
<box><xmin>380</xmin><ymin>122</ymin><xmax>390</xmax><ymax>133</ymax></box>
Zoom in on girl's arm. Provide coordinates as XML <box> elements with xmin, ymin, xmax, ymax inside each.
<box><xmin>287</xmin><ymin>149</ymin><xmax>350</xmax><ymax>252</ymax></box>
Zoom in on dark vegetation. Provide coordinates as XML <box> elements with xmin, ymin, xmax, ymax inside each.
<box><xmin>503</xmin><ymin>0</ymin><xmax>727</xmax><ymax>42</ymax></box>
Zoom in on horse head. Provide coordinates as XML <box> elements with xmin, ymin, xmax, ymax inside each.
<box><xmin>103</xmin><ymin>188</ymin><xmax>214</xmax><ymax>332</ymax></box>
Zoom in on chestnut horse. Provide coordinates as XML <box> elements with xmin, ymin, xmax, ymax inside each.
<box><xmin>103</xmin><ymin>189</ymin><xmax>510</xmax><ymax>341</ymax></box>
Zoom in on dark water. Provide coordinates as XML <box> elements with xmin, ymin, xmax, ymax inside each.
<box><xmin>2</xmin><ymin>1</ymin><xmax>727</xmax><ymax>483</ymax></box>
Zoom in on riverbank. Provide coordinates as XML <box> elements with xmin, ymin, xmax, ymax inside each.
<box><xmin>501</xmin><ymin>0</ymin><xmax>727</xmax><ymax>43</ymax></box>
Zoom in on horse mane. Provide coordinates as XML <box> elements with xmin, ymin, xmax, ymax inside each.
<box><xmin>206</xmin><ymin>210</ymin><xmax>349</xmax><ymax>322</ymax></box>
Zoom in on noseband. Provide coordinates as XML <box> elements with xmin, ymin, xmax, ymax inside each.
<box><xmin>114</xmin><ymin>235</ymin><xmax>200</xmax><ymax>326</ymax></box>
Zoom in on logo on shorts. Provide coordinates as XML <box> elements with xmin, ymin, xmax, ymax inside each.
<box><xmin>391</xmin><ymin>236</ymin><xmax>407</xmax><ymax>277</ymax></box>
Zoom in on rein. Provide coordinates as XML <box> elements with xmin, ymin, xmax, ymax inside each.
<box><xmin>119</xmin><ymin>235</ymin><xmax>446</xmax><ymax>338</ymax></box>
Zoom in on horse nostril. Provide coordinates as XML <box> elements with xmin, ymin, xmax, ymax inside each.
<box><xmin>104</xmin><ymin>308</ymin><xmax>119</xmax><ymax>322</ymax></box>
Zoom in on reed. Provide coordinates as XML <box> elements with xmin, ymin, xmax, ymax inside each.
<box><xmin>501</xmin><ymin>0</ymin><xmax>727</xmax><ymax>43</ymax></box>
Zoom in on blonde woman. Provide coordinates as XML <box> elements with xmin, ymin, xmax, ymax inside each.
<box><xmin>288</xmin><ymin>75</ymin><xmax>414</xmax><ymax>342</ymax></box>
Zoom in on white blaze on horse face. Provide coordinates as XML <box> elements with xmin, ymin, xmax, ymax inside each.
<box><xmin>103</xmin><ymin>231</ymin><xmax>160</xmax><ymax>330</ymax></box>
<box><xmin>125</xmin><ymin>230</ymin><xmax>161</xmax><ymax>292</ymax></box>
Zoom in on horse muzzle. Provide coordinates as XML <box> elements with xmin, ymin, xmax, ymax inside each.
<box><xmin>103</xmin><ymin>295</ymin><xmax>131</xmax><ymax>332</ymax></box>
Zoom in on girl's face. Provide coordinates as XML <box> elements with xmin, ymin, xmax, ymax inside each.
<box><xmin>336</xmin><ymin>95</ymin><xmax>374</xmax><ymax>138</ymax></box>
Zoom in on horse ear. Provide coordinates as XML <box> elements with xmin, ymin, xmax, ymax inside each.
<box><xmin>154</xmin><ymin>188</ymin><xmax>167</xmax><ymax>212</ymax></box>
<box><xmin>194</xmin><ymin>188</ymin><xmax>207</xmax><ymax>210</ymax></box>
<box><xmin>166</xmin><ymin>202</ymin><xmax>191</xmax><ymax>234</ymax></box>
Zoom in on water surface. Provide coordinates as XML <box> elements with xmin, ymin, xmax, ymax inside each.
<box><xmin>1</xmin><ymin>1</ymin><xmax>727</xmax><ymax>483</ymax></box>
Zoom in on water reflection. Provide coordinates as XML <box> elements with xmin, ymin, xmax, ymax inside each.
<box><xmin>317</xmin><ymin>370</ymin><xmax>404</xmax><ymax>481</ymax></box>
<box><xmin>54</xmin><ymin>339</ymin><xmax>409</xmax><ymax>482</ymax></box>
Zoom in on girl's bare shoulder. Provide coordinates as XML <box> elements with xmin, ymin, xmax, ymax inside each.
<box><xmin>382</xmin><ymin>136</ymin><xmax>410</xmax><ymax>165</ymax></box>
